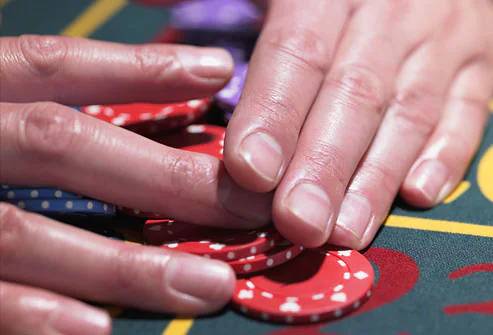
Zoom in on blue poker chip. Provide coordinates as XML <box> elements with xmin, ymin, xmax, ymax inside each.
<box><xmin>69</xmin><ymin>106</ymin><xmax>81</xmax><ymax>112</ymax></box>
<box><xmin>5</xmin><ymin>199</ymin><xmax>116</xmax><ymax>216</ymax></box>
<box><xmin>0</xmin><ymin>187</ymin><xmax>84</xmax><ymax>200</ymax></box>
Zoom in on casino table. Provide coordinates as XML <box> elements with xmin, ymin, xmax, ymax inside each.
<box><xmin>1</xmin><ymin>1</ymin><xmax>492</xmax><ymax>334</ymax></box>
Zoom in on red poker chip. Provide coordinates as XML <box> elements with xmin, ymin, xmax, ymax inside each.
<box><xmin>144</xmin><ymin>220</ymin><xmax>283</xmax><ymax>261</ymax></box>
<box><xmin>117</xmin><ymin>206</ymin><xmax>166</xmax><ymax>219</ymax></box>
<box><xmin>229</xmin><ymin>241</ymin><xmax>303</xmax><ymax>275</ymax></box>
<box><xmin>232</xmin><ymin>248</ymin><xmax>374</xmax><ymax>324</ymax></box>
<box><xmin>152</xmin><ymin>124</ymin><xmax>225</xmax><ymax>159</ymax></box>
<box><xmin>81</xmin><ymin>99</ymin><xmax>211</xmax><ymax>135</ymax></box>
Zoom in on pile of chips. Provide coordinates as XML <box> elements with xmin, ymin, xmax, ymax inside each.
<box><xmin>3</xmin><ymin>0</ymin><xmax>375</xmax><ymax>324</ymax></box>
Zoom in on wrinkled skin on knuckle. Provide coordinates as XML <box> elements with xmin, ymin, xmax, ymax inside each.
<box><xmin>16</xmin><ymin>102</ymin><xmax>82</xmax><ymax>161</ymax></box>
<box><xmin>325</xmin><ymin>65</ymin><xmax>386</xmax><ymax>112</ymax></box>
<box><xmin>0</xmin><ymin>204</ymin><xmax>32</xmax><ymax>272</ymax></box>
<box><xmin>109</xmin><ymin>245</ymin><xmax>168</xmax><ymax>299</ymax></box>
<box><xmin>262</xmin><ymin>24</ymin><xmax>330</xmax><ymax>75</ymax></box>
<box><xmin>17</xmin><ymin>34</ymin><xmax>69</xmax><ymax>79</ymax></box>
<box><xmin>132</xmin><ymin>45</ymin><xmax>179</xmax><ymax>82</ymax></box>
<box><xmin>301</xmin><ymin>141</ymin><xmax>348</xmax><ymax>194</ymax></box>
<box><xmin>161</xmin><ymin>151</ymin><xmax>216</xmax><ymax>201</ymax></box>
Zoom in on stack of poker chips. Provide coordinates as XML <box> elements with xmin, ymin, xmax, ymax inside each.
<box><xmin>144</xmin><ymin>219</ymin><xmax>375</xmax><ymax>324</ymax></box>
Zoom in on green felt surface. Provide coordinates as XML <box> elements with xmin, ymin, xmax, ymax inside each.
<box><xmin>2</xmin><ymin>1</ymin><xmax>492</xmax><ymax>334</ymax></box>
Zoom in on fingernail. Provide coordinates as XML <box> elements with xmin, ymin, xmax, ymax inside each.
<box><xmin>166</xmin><ymin>256</ymin><xmax>233</xmax><ymax>301</ymax></box>
<box><xmin>218</xmin><ymin>173</ymin><xmax>272</xmax><ymax>223</ymax></box>
<box><xmin>51</xmin><ymin>304</ymin><xmax>110</xmax><ymax>335</ymax></box>
<box><xmin>410</xmin><ymin>159</ymin><xmax>449</xmax><ymax>202</ymax></box>
<box><xmin>239</xmin><ymin>132</ymin><xmax>283</xmax><ymax>183</ymax></box>
<box><xmin>286</xmin><ymin>183</ymin><xmax>333</xmax><ymax>236</ymax></box>
<box><xmin>336</xmin><ymin>193</ymin><xmax>372</xmax><ymax>241</ymax></box>
<box><xmin>178</xmin><ymin>48</ymin><xmax>233</xmax><ymax>80</ymax></box>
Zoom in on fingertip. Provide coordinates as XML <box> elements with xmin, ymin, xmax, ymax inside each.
<box><xmin>272</xmin><ymin>211</ymin><xmax>329</xmax><ymax>249</ymax></box>
<box><xmin>178</xmin><ymin>46</ymin><xmax>235</xmax><ymax>83</ymax></box>
<box><xmin>327</xmin><ymin>225</ymin><xmax>366</xmax><ymax>250</ymax></box>
<box><xmin>165</xmin><ymin>254</ymin><xmax>236</xmax><ymax>315</ymax></box>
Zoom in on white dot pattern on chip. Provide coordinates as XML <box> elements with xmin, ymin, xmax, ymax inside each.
<box><xmin>42</xmin><ymin>201</ymin><xmax>49</xmax><ymax>209</ymax></box>
<box><xmin>54</xmin><ymin>190</ymin><xmax>62</xmax><ymax>198</ymax></box>
<box><xmin>31</xmin><ymin>190</ymin><xmax>39</xmax><ymax>198</ymax></box>
<box><xmin>86</xmin><ymin>105</ymin><xmax>101</xmax><ymax>115</ymax></box>
<box><xmin>227</xmin><ymin>252</ymin><xmax>235</xmax><ymax>260</ymax></box>
<box><xmin>243</xmin><ymin>264</ymin><xmax>252</xmax><ymax>272</ymax></box>
<box><xmin>66</xmin><ymin>201</ymin><xmax>73</xmax><ymax>209</ymax></box>
<box><xmin>266</xmin><ymin>259</ymin><xmax>274</xmax><ymax>266</ymax></box>
<box><xmin>187</xmin><ymin>125</ymin><xmax>206</xmax><ymax>133</ymax></box>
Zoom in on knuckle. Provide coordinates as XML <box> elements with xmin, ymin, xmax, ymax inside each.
<box><xmin>301</xmin><ymin>141</ymin><xmax>348</xmax><ymax>193</ymax></box>
<box><xmin>164</xmin><ymin>152</ymin><xmax>212</xmax><ymax>200</ymax></box>
<box><xmin>356</xmin><ymin>160</ymin><xmax>399</xmax><ymax>195</ymax></box>
<box><xmin>250</xmin><ymin>92</ymin><xmax>304</xmax><ymax>139</ymax></box>
<box><xmin>17</xmin><ymin>102</ymin><xmax>80</xmax><ymax>161</ymax></box>
<box><xmin>0</xmin><ymin>203</ymin><xmax>29</xmax><ymax>269</ymax></box>
<box><xmin>132</xmin><ymin>45</ymin><xmax>176</xmax><ymax>80</ymax></box>
<box><xmin>324</xmin><ymin>65</ymin><xmax>386</xmax><ymax>112</ymax></box>
<box><xmin>389</xmin><ymin>85</ymin><xmax>442</xmax><ymax>136</ymax></box>
<box><xmin>18</xmin><ymin>35</ymin><xmax>68</xmax><ymax>78</ymax></box>
<box><xmin>110</xmin><ymin>247</ymin><xmax>146</xmax><ymax>294</ymax></box>
<box><xmin>263</xmin><ymin>24</ymin><xmax>330</xmax><ymax>76</ymax></box>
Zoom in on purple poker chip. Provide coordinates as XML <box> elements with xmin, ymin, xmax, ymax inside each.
<box><xmin>224</xmin><ymin>109</ymin><xmax>234</xmax><ymax>122</ymax></box>
<box><xmin>170</xmin><ymin>0</ymin><xmax>261</xmax><ymax>31</ymax></box>
<box><xmin>215</xmin><ymin>62</ymin><xmax>248</xmax><ymax>110</ymax></box>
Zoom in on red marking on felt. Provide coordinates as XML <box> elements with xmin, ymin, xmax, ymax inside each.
<box><xmin>444</xmin><ymin>301</ymin><xmax>493</xmax><ymax>315</ymax></box>
<box><xmin>448</xmin><ymin>263</ymin><xmax>493</xmax><ymax>280</ymax></box>
<box><xmin>265</xmin><ymin>247</ymin><xmax>420</xmax><ymax>335</ymax></box>
<box><xmin>444</xmin><ymin>263</ymin><xmax>493</xmax><ymax>315</ymax></box>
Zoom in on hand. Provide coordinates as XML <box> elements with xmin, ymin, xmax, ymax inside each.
<box><xmin>224</xmin><ymin>0</ymin><xmax>493</xmax><ymax>248</ymax></box>
<box><xmin>0</xmin><ymin>35</ymin><xmax>272</xmax><ymax>335</ymax></box>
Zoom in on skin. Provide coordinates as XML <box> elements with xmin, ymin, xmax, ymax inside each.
<box><xmin>2</xmin><ymin>0</ymin><xmax>492</xmax><ymax>333</ymax></box>
<box><xmin>0</xmin><ymin>35</ymin><xmax>273</xmax><ymax>335</ymax></box>
<box><xmin>221</xmin><ymin>0</ymin><xmax>493</xmax><ymax>248</ymax></box>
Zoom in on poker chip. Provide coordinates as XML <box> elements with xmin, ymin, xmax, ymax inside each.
<box><xmin>5</xmin><ymin>199</ymin><xmax>116</xmax><ymax>216</ymax></box>
<box><xmin>81</xmin><ymin>99</ymin><xmax>211</xmax><ymax>136</ymax></box>
<box><xmin>230</xmin><ymin>242</ymin><xmax>304</xmax><ymax>275</ymax></box>
<box><xmin>117</xmin><ymin>206</ymin><xmax>166</xmax><ymax>219</ymax></box>
<box><xmin>153</xmin><ymin>124</ymin><xmax>225</xmax><ymax>159</ymax></box>
<box><xmin>170</xmin><ymin>0</ymin><xmax>262</xmax><ymax>32</ymax></box>
<box><xmin>144</xmin><ymin>220</ymin><xmax>283</xmax><ymax>261</ymax></box>
<box><xmin>0</xmin><ymin>187</ymin><xmax>84</xmax><ymax>201</ymax></box>
<box><xmin>216</xmin><ymin>62</ymin><xmax>248</xmax><ymax>111</ymax></box>
<box><xmin>232</xmin><ymin>248</ymin><xmax>374</xmax><ymax>324</ymax></box>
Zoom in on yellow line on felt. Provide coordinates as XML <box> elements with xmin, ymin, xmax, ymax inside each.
<box><xmin>0</xmin><ymin>0</ymin><xmax>13</xmax><ymax>8</ymax></box>
<box><xmin>489</xmin><ymin>99</ymin><xmax>493</xmax><ymax>113</ymax></box>
<box><xmin>60</xmin><ymin>0</ymin><xmax>128</xmax><ymax>37</ymax></box>
<box><xmin>162</xmin><ymin>317</ymin><xmax>194</xmax><ymax>335</ymax></box>
<box><xmin>442</xmin><ymin>181</ymin><xmax>471</xmax><ymax>204</ymax></box>
<box><xmin>385</xmin><ymin>215</ymin><xmax>493</xmax><ymax>238</ymax></box>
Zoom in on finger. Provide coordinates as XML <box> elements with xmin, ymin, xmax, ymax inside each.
<box><xmin>401</xmin><ymin>61</ymin><xmax>493</xmax><ymax>207</ymax></box>
<box><xmin>0</xmin><ymin>103</ymin><xmax>272</xmax><ymax>227</ymax></box>
<box><xmin>328</xmin><ymin>39</ymin><xmax>478</xmax><ymax>249</ymax></box>
<box><xmin>271</xmin><ymin>0</ymin><xmax>437</xmax><ymax>247</ymax></box>
<box><xmin>0</xmin><ymin>35</ymin><xmax>233</xmax><ymax>104</ymax></box>
<box><xmin>0</xmin><ymin>281</ymin><xmax>111</xmax><ymax>335</ymax></box>
<box><xmin>223</xmin><ymin>0</ymin><xmax>353</xmax><ymax>192</ymax></box>
<box><xmin>0</xmin><ymin>203</ymin><xmax>236</xmax><ymax>315</ymax></box>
